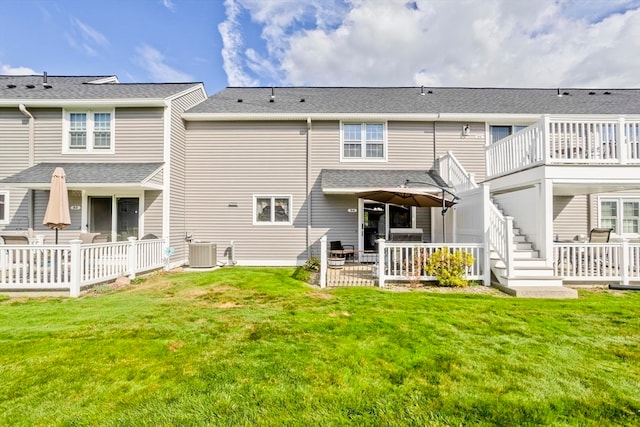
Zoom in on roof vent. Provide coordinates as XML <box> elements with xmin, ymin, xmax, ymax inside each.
<box><xmin>604</xmin><ymin>91</ymin><xmax>611</xmax><ymax>95</ymax></box>
<box><xmin>237</xmin><ymin>99</ymin><xmax>243</xmax><ymax>103</ymax></box>
<box><xmin>428</xmin><ymin>90</ymin><xmax>433</xmax><ymax>94</ymax></box>
<box><xmin>563</xmin><ymin>91</ymin><xmax>570</xmax><ymax>96</ymax></box>
<box><xmin>25</xmin><ymin>84</ymin><xmax>35</xmax><ymax>89</ymax></box>
<box><xmin>589</xmin><ymin>91</ymin><xmax>596</xmax><ymax>95</ymax></box>
<box><xmin>269</xmin><ymin>87</ymin><xmax>275</xmax><ymax>102</ymax></box>
<box><xmin>420</xmin><ymin>85</ymin><xmax>425</xmax><ymax>96</ymax></box>
<box><xmin>6</xmin><ymin>84</ymin><xmax>16</xmax><ymax>88</ymax></box>
<box><xmin>300</xmin><ymin>98</ymin><xmax>305</xmax><ymax>102</ymax></box>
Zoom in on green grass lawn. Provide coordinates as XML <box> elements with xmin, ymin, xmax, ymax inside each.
<box><xmin>1</xmin><ymin>267</ymin><xmax>639</xmax><ymax>426</ymax></box>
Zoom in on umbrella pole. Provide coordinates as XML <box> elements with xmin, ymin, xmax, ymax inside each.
<box><xmin>441</xmin><ymin>190</ymin><xmax>446</xmax><ymax>242</ymax></box>
<box><xmin>55</xmin><ymin>228</ymin><xmax>59</xmax><ymax>244</ymax></box>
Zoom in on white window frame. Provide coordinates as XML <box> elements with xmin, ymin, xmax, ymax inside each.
<box><xmin>0</xmin><ymin>191</ymin><xmax>8</xmax><ymax>225</ymax></box>
<box><xmin>62</xmin><ymin>109</ymin><xmax>115</xmax><ymax>154</ymax></box>
<box><xmin>598</xmin><ymin>197</ymin><xmax>640</xmax><ymax>237</ymax></box>
<box><xmin>340</xmin><ymin>122</ymin><xmax>387</xmax><ymax>162</ymax></box>
<box><xmin>253</xmin><ymin>195</ymin><xmax>293</xmax><ymax>225</ymax></box>
<box><xmin>488</xmin><ymin>124</ymin><xmax>528</xmax><ymax>144</ymax></box>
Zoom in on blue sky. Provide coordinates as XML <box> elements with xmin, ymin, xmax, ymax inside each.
<box><xmin>1</xmin><ymin>0</ymin><xmax>639</xmax><ymax>95</ymax></box>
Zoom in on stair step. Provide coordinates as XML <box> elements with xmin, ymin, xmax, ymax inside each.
<box><xmin>498</xmin><ymin>275</ymin><xmax>564</xmax><ymax>287</ymax></box>
<box><xmin>493</xmin><ymin>284</ymin><xmax>578</xmax><ymax>299</ymax></box>
<box><xmin>492</xmin><ymin>266</ymin><xmax>556</xmax><ymax>278</ymax></box>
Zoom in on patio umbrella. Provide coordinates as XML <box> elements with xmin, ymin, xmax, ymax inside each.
<box><xmin>357</xmin><ymin>187</ymin><xmax>458</xmax><ymax>242</ymax></box>
<box><xmin>356</xmin><ymin>187</ymin><xmax>456</xmax><ymax>208</ymax></box>
<box><xmin>43</xmin><ymin>167</ymin><xmax>71</xmax><ymax>244</ymax></box>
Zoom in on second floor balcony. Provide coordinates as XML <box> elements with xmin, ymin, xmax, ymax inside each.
<box><xmin>486</xmin><ymin>116</ymin><xmax>640</xmax><ymax>178</ymax></box>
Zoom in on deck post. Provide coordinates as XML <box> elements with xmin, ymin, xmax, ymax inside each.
<box><xmin>621</xmin><ymin>239</ymin><xmax>629</xmax><ymax>286</ymax></box>
<box><xmin>320</xmin><ymin>235</ymin><xmax>327</xmax><ymax>288</ymax></box>
<box><xmin>69</xmin><ymin>239</ymin><xmax>81</xmax><ymax>298</ymax></box>
<box><xmin>618</xmin><ymin>117</ymin><xmax>627</xmax><ymax>164</ymax></box>
<box><xmin>377</xmin><ymin>238</ymin><xmax>386</xmax><ymax>288</ymax></box>
<box><xmin>542</xmin><ymin>115</ymin><xmax>551</xmax><ymax>163</ymax></box>
<box><xmin>504</xmin><ymin>216</ymin><xmax>515</xmax><ymax>278</ymax></box>
<box><xmin>127</xmin><ymin>237</ymin><xmax>137</xmax><ymax>279</ymax></box>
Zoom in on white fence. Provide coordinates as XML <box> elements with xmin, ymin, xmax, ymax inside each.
<box><xmin>553</xmin><ymin>241</ymin><xmax>640</xmax><ymax>285</ymax></box>
<box><xmin>0</xmin><ymin>238</ymin><xmax>166</xmax><ymax>297</ymax></box>
<box><xmin>318</xmin><ymin>236</ymin><xmax>488</xmax><ymax>288</ymax></box>
<box><xmin>487</xmin><ymin>117</ymin><xmax>640</xmax><ymax>177</ymax></box>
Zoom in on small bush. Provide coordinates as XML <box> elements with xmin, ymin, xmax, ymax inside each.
<box><xmin>304</xmin><ymin>257</ymin><xmax>320</xmax><ymax>272</ymax></box>
<box><xmin>424</xmin><ymin>247</ymin><xmax>474</xmax><ymax>287</ymax></box>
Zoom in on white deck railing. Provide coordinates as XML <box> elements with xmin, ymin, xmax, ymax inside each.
<box><xmin>553</xmin><ymin>241</ymin><xmax>640</xmax><ymax>285</ymax></box>
<box><xmin>487</xmin><ymin>117</ymin><xmax>640</xmax><ymax>177</ymax></box>
<box><xmin>438</xmin><ymin>151</ymin><xmax>478</xmax><ymax>191</ymax></box>
<box><xmin>488</xmin><ymin>204</ymin><xmax>514</xmax><ymax>277</ymax></box>
<box><xmin>379</xmin><ymin>242</ymin><xmax>486</xmax><ymax>286</ymax></box>
<box><xmin>0</xmin><ymin>238</ymin><xmax>165</xmax><ymax>297</ymax></box>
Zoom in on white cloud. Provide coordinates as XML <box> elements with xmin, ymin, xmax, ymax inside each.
<box><xmin>65</xmin><ymin>18</ymin><xmax>109</xmax><ymax>57</ymax></box>
<box><xmin>135</xmin><ymin>44</ymin><xmax>194</xmax><ymax>82</ymax></box>
<box><xmin>162</xmin><ymin>0</ymin><xmax>175</xmax><ymax>11</ymax></box>
<box><xmin>218</xmin><ymin>0</ymin><xmax>259</xmax><ymax>86</ymax></box>
<box><xmin>221</xmin><ymin>0</ymin><xmax>640</xmax><ymax>88</ymax></box>
<box><xmin>73</xmin><ymin>18</ymin><xmax>109</xmax><ymax>47</ymax></box>
<box><xmin>1</xmin><ymin>64</ymin><xmax>37</xmax><ymax>75</ymax></box>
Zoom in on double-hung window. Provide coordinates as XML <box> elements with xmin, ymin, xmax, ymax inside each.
<box><xmin>254</xmin><ymin>195</ymin><xmax>292</xmax><ymax>225</ymax></box>
<box><xmin>600</xmin><ymin>198</ymin><xmax>640</xmax><ymax>235</ymax></box>
<box><xmin>342</xmin><ymin>123</ymin><xmax>386</xmax><ymax>161</ymax></box>
<box><xmin>0</xmin><ymin>191</ymin><xmax>8</xmax><ymax>224</ymax></box>
<box><xmin>64</xmin><ymin>109</ymin><xmax>114</xmax><ymax>153</ymax></box>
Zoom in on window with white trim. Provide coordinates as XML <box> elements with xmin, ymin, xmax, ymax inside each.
<box><xmin>0</xmin><ymin>191</ymin><xmax>8</xmax><ymax>224</ymax></box>
<box><xmin>489</xmin><ymin>125</ymin><xmax>527</xmax><ymax>143</ymax></box>
<box><xmin>254</xmin><ymin>196</ymin><xmax>292</xmax><ymax>225</ymax></box>
<box><xmin>341</xmin><ymin>122</ymin><xmax>386</xmax><ymax>160</ymax></box>
<box><xmin>63</xmin><ymin>109</ymin><xmax>114</xmax><ymax>153</ymax></box>
<box><xmin>600</xmin><ymin>198</ymin><xmax>640</xmax><ymax>235</ymax></box>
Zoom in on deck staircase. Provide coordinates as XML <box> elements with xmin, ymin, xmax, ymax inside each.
<box><xmin>490</xmin><ymin>203</ymin><xmax>578</xmax><ymax>298</ymax></box>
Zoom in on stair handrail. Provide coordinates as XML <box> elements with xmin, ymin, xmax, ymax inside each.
<box><xmin>488</xmin><ymin>201</ymin><xmax>515</xmax><ymax>278</ymax></box>
<box><xmin>438</xmin><ymin>151</ymin><xmax>478</xmax><ymax>192</ymax></box>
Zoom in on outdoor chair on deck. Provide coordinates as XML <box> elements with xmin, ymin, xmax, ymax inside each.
<box><xmin>1</xmin><ymin>235</ymin><xmax>31</xmax><ymax>278</ymax></box>
<box><xmin>1</xmin><ymin>235</ymin><xmax>29</xmax><ymax>245</ymax></box>
<box><xmin>329</xmin><ymin>241</ymin><xmax>355</xmax><ymax>262</ymax></box>
<box><xmin>589</xmin><ymin>228</ymin><xmax>612</xmax><ymax>243</ymax></box>
<box><xmin>586</xmin><ymin>228</ymin><xmax>613</xmax><ymax>274</ymax></box>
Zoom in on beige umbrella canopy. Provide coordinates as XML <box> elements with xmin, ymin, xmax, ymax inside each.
<box><xmin>356</xmin><ymin>187</ymin><xmax>456</xmax><ymax>208</ymax></box>
<box><xmin>43</xmin><ymin>167</ymin><xmax>71</xmax><ymax>243</ymax></box>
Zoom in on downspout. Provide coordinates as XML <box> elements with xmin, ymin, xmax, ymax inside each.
<box><xmin>19</xmin><ymin>104</ymin><xmax>35</xmax><ymax>231</ymax></box>
<box><xmin>432</xmin><ymin>121</ymin><xmax>437</xmax><ymax>163</ymax></box>
<box><xmin>306</xmin><ymin>116</ymin><xmax>312</xmax><ymax>259</ymax></box>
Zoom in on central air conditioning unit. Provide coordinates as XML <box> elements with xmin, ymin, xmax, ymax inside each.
<box><xmin>188</xmin><ymin>241</ymin><xmax>217</xmax><ymax>268</ymax></box>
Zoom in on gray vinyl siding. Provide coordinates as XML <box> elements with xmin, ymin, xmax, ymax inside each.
<box><xmin>0</xmin><ymin>108</ymin><xmax>30</xmax><ymax>173</ymax></box>
<box><xmin>31</xmin><ymin>107</ymin><xmax>164</xmax><ymax>163</ymax></box>
<box><xmin>143</xmin><ymin>190</ymin><xmax>163</xmax><ymax>237</ymax></box>
<box><xmin>185</xmin><ymin>121</ymin><xmax>308</xmax><ymax>264</ymax></box>
<box><xmin>168</xmin><ymin>90</ymin><xmax>207</xmax><ymax>263</ymax></box>
<box><xmin>0</xmin><ymin>108</ymin><xmax>30</xmax><ymax>232</ymax></box>
<box><xmin>553</xmin><ymin>195</ymin><xmax>589</xmax><ymax>241</ymax></box>
<box><xmin>434</xmin><ymin>122</ymin><xmax>486</xmax><ymax>181</ymax></box>
<box><xmin>308</xmin><ymin>120</ymin><xmax>437</xmax><ymax>250</ymax></box>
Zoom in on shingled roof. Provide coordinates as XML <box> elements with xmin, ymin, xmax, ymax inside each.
<box><xmin>185</xmin><ymin>87</ymin><xmax>640</xmax><ymax>116</ymax></box>
<box><xmin>0</xmin><ymin>162</ymin><xmax>164</xmax><ymax>189</ymax></box>
<box><xmin>321</xmin><ymin>169</ymin><xmax>446</xmax><ymax>193</ymax></box>
<box><xmin>0</xmin><ymin>75</ymin><xmax>203</xmax><ymax>102</ymax></box>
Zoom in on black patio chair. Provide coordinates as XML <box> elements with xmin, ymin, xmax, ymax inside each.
<box><xmin>329</xmin><ymin>241</ymin><xmax>355</xmax><ymax>262</ymax></box>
